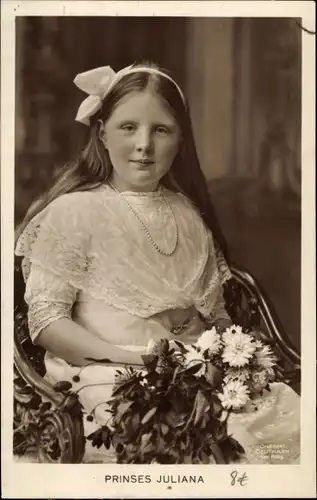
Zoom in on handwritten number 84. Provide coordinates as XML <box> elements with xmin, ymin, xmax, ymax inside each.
<box><xmin>230</xmin><ymin>470</ymin><xmax>248</xmax><ymax>486</ymax></box>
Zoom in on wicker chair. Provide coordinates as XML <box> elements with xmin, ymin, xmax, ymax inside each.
<box><xmin>13</xmin><ymin>256</ymin><xmax>301</xmax><ymax>463</ymax></box>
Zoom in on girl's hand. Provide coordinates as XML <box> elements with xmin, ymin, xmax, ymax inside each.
<box><xmin>213</xmin><ymin>318</ymin><xmax>233</xmax><ymax>331</ymax></box>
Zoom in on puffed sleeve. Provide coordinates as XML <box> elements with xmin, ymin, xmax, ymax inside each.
<box><xmin>15</xmin><ymin>193</ymin><xmax>90</xmax><ymax>342</ymax></box>
<box><xmin>24</xmin><ymin>264</ymin><xmax>77</xmax><ymax>342</ymax></box>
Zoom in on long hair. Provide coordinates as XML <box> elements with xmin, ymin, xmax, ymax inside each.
<box><xmin>15</xmin><ymin>62</ymin><xmax>228</xmax><ymax>258</ymax></box>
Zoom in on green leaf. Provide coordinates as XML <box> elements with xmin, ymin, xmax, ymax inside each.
<box><xmin>203</xmin><ymin>350</ymin><xmax>210</xmax><ymax>360</ymax></box>
<box><xmin>193</xmin><ymin>390</ymin><xmax>209</xmax><ymax>426</ymax></box>
<box><xmin>205</xmin><ymin>363</ymin><xmax>221</xmax><ymax>388</ymax></box>
<box><xmin>164</xmin><ymin>410</ymin><xmax>179</xmax><ymax>428</ymax></box>
<box><xmin>178</xmin><ymin>433</ymin><xmax>190</xmax><ymax>451</ymax></box>
<box><xmin>130</xmin><ymin>412</ymin><xmax>140</xmax><ymax>431</ymax></box>
<box><xmin>87</xmin><ymin>428</ymin><xmax>104</xmax><ymax>449</ymax></box>
<box><xmin>141</xmin><ymin>432</ymin><xmax>152</xmax><ymax>446</ymax></box>
<box><xmin>212</xmin><ymin>400</ymin><xmax>223</xmax><ymax>417</ymax></box>
<box><xmin>141</xmin><ymin>440</ymin><xmax>155</xmax><ymax>456</ymax></box>
<box><xmin>219</xmin><ymin>410</ymin><xmax>229</xmax><ymax>422</ymax></box>
<box><xmin>230</xmin><ymin>436</ymin><xmax>245</xmax><ymax>454</ymax></box>
<box><xmin>115</xmin><ymin>443</ymin><xmax>124</xmax><ymax>454</ymax></box>
<box><xmin>141</xmin><ymin>406</ymin><xmax>157</xmax><ymax>424</ymax></box>
<box><xmin>160</xmin><ymin>423</ymin><xmax>169</xmax><ymax>436</ymax></box>
<box><xmin>104</xmin><ymin>434</ymin><xmax>111</xmax><ymax>449</ymax></box>
<box><xmin>171</xmin><ymin>365</ymin><xmax>182</xmax><ymax>384</ymax></box>
<box><xmin>87</xmin><ymin>428</ymin><xmax>101</xmax><ymax>441</ymax></box>
<box><xmin>112</xmin><ymin>378</ymin><xmax>136</xmax><ymax>397</ymax></box>
<box><xmin>53</xmin><ymin>381</ymin><xmax>72</xmax><ymax>393</ymax></box>
<box><xmin>185</xmin><ymin>363</ymin><xmax>203</xmax><ymax>376</ymax></box>
<box><xmin>101</xmin><ymin>426</ymin><xmax>112</xmax><ymax>449</ymax></box>
<box><xmin>158</xmin><ymin>338</ymin><xmax>170</xmax><ymax>356</ymax></box>
<box><xmin>141</xmin><ymin>354</ymin><xmax>158</xmax><ymax>371</ymax></box>
<box><xmin>172</xmin><ymin>340</ymin><xmax>188</xmax><ymax>353</ymax></box>
<box><xmin>117</xmin><ymin>401</ymin><xmax>134</xmax><ymax>418</ymax></box>
<box><xmin>200</xmin><ymin>450</ymin><xmax>210</xmax><ymax>464</ymax></box>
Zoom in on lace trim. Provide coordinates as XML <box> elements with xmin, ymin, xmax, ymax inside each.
<box><xmin>17</xmin><ymin>189</ymin><xmax>229</xmax><ymax>324</ymax></box>
<box><xmin>27</xmin><ymin>301</ymin><xmax>73</xmax><ymax>341</ymax></box>
<box><xmin>214</xmin><ymin>244</ymin><xmax>232</xmax><ymax>284</ymax></box>
<box><xmin>101</xmin><ymin>183</ymin><xmax>166</xmax><ymax>198</ymax></box>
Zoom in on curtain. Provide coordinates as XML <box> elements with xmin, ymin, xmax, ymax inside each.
<box><xmin>15</xmin><ymin>17</ymin><xmax>187</xmax><ymax>223</ymax></box>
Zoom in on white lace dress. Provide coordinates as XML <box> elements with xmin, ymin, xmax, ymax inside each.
<box><xmin>15</xmin><ymin>184</ymin><xmax>300</xmax><ymax>464</ymax></box>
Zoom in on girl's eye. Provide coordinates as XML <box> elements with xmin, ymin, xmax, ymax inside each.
<box><xmin>120</xmin><ymin>124</ymin><xmax>136</xmax><ymax>133</ymax></box>
<box><xmin>156</xmin><ymin>126</ymin><xmax>170</xmax><ymax>135</ymax></box>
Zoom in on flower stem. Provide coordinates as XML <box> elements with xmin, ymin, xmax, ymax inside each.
<box><xmin>74</xmin><ymin>382</ymin><xmax>115</xmax><ymax>395</ymax></box>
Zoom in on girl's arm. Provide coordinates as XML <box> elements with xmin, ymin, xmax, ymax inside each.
<box><xmin>36</xmin><ymin>317</ymin><xmax>144</xmax><ymax>367</ymax></box>
<box><xmin>211</xmin><ymin>284</ymin><xmax>232</xmax><ymax>330</ymax></box>
<box><xmin>206</xmin><ymin>232</ymin><xmax>233</xmax><ymax>330</ymax></box>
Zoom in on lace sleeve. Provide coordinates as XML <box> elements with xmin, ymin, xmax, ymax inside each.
<box><xmin>15</xmin><ymin>193</ymin><xmax>91</xmax><ymax>341</ymax></box>
<box><xmin>25</xmin><ymin>262</ymin><xmax>77</xmax><ymax>342</ymax></box>
<box><xmin>15</xmin><ymin>193</ymin><xmax>90</xmax><ymax>287</ymax></box>
<box><xmin>212</xmin><ymin>240</ymin><xmax>232</xmax><ymax>325</ymax></box>
<box><xmin>195</xmin><ymin>230</ymin><xmax>232</xmax><ymax>323</ymax></box>
<box><xmin>214</xmin><ymin>240</ymin><xmax>232</xmax><ymax>285</ymax></box>
<box><xmin>212</xmin><ymin>285</ymin><xmax>232</xmax><ymax>326</ymax></box>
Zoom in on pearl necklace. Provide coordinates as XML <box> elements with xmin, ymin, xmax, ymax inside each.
<box><xmin>108</xmin><ymin>182</ymin><xmax>179</xmax><ymax>256</ymax></box>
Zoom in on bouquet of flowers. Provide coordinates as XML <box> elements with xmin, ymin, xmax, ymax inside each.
<box><xmin>87</xmin><ymin>324</ymin><xmax>278</xmax><ymax>464</ymax></box>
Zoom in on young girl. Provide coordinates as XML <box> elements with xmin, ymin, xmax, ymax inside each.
<box><xmin>15</xmin><ymin>62</ymin><xmax>300</xmax><ymax>464</ymax></box>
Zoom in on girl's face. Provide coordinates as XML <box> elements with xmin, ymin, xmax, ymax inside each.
<box><xmin>100</xmin><ymin>90</ymin><xmax>181</xmax><ymax>192</ymax></box>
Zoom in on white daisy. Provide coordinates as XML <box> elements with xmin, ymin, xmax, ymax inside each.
<box><xmin>222</xmin><ymin>332</ymin><xmax>256</xmax><ymax>367</ymax></box>
<box><xmin>196</xmin><ymin>327</ymin><xmax>222</xmax><ymax>354</ymax></box>
<box><xmin>251</xmin><ymin>367</ymin><xmax>276</xmax><ymax>392</ymax></box>
<box><xmin>218</xmin><ymin>380</ymin><xmax>250</xmax><ymax>410</ymax></box>
<box><xmin>265</xmin><ymin>367</ymin><xmax>276</xmax><ymax>381</ymax></box>
<box><xmin>255</xmin><ymin>344</ymin><xmax>277</xmax><ymax>369</ymax></box>
<box><xmin>251</xmin><ymin>369</ymin><xmax>270</xmax><ymax>392</ymax></box>
<box><xmin>183</xmin><ymin>346</ymin><xmax>206</xmax><ymax>377</ymax></box>
<box><xmin>222</xmin><ymin>325</ymin><xmax>244</xmax><ymax>343</ymax></box>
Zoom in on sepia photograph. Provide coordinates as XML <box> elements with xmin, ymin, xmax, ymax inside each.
<box><xmin>1</xmin><ymin>1</ymin><xmax>316</xmax><ymax>498</ymax></box>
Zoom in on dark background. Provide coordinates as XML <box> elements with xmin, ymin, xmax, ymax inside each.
<box><xmin>15</xmin><ymin>17</ymin><xmax>301</xmax><ymax>352</ymax></box>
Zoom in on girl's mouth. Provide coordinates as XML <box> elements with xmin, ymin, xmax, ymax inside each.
<box><xmin>131</xmin><ymin>159</ymin><xmax>154</xmax><ymax>167</ymax></box>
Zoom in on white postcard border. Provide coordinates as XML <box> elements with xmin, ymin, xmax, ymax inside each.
<box><xmin>1</xmin><ymin>1</ymin><xmax>316</xmax><ymax>498</ymax></box>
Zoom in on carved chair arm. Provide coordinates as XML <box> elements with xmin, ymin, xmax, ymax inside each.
<box><xmin>14</xmin><ymin>327</ymin><xmax>86</xmax><ymax>463</ymax></box>
<box><xmin>15</xmin><ymin>329</ymin><xmax>63</xmax><ymax>403</ymax></box>
<box><xmin>229</xmin><ymin>265</ymin><xmax>301</xmax><ymax>387</ymax></box>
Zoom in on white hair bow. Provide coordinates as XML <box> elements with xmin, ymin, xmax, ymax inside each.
<box><xmin>74</xmin><ymin>66</ymin><xmax>116</xmax><ymax>125</ymax></box>
<box><xmin>74</xmin><ymin>64</ymin><xmax>185</xmax><ymax>126</ymax></box>
<box><xmin>74</xmin><ymin>65</ymin><xmax>134</xmax><ymax>126</ymax></box>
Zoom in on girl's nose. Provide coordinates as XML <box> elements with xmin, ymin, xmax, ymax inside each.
<box><xmin>135</xmin><ymin>127</ymin><xmax>153</xmax><ymax>153</ymax></box>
